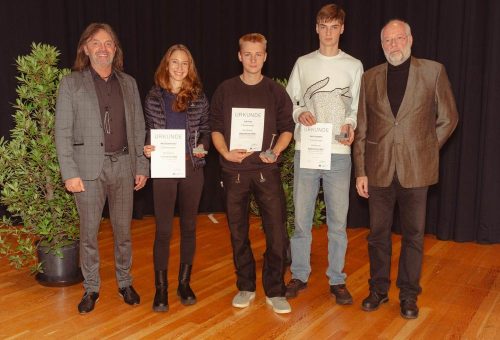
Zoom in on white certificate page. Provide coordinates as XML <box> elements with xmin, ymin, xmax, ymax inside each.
<box><xmin>150</xmin><ymin>129</ymin><xmax>186</xmax><ymax>178</ymax></box>
<box><xmin>300</xmin><ymin>123</ymin><xmax>332</xmax><ymax>170</ymax></box>
<box><xmin>229</xmin><ymin>107</ymin><xmax>265</xmax><ymax>152</ymax></box>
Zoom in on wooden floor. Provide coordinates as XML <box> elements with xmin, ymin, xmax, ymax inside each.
<box><xmin>1</xmin><ymin>214</ymin><xmax>499</xmax><ymax>339</ymax></box>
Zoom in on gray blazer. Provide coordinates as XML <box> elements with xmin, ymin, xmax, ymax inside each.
<box><xmin>353</xmin><ymin>57</ymin><xmax>459</xmax><ymax>188</ymax></box>
<box><xmin>55</xmin><ymin>69</ymin><xmax>149</xmax><ymax>181</ymax></box>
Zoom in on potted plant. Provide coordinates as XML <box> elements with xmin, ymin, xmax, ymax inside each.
<box><xmin>0</xmin><ymin>43</ymin><xmax>82</xmax><ymax>286</ymax></box>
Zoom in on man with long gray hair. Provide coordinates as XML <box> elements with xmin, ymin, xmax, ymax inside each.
<box><xmin>55</xmin><ymin>23</ymin><xmax>149</xmax><ymax>314</ymax></box>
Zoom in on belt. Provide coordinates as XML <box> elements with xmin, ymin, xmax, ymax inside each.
<box><xmin>105</xmin><ymin>146</ymin><xmax>128</xmax><ymax>157</ymax></box>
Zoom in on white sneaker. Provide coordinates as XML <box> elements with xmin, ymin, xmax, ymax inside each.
<box><xmin>266</xmin><ymin>296</ymin><xmax>292</xmax><ymax>314</ymax></box>
<box><xmin>232</xmin><ymin>291</ymin><xmax>256</xmax><ymax>308</ymax></box>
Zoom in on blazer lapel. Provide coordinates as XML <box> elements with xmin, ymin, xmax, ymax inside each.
<box><xmin>82</xmin><ymin>69</ymin><xmax>103</xmax><ymax>129</ymax></box>
<box><xmin>395</xmin><ymin>57</ymin><xmax>417</xmax><ymax>121</ymax></box>
<box><xmin>116</xmin><ymin>72</ymin><xmax>133</xmax><ymax>145</ymax></box>
<box><xmin>375</xmin><ymin>64</ymin><xmax>395</xmax><ymax>122</ymax></box>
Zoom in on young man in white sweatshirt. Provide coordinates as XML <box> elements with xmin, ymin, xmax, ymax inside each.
<box><xmin>285</xmin><ymin>3</ymin><xmax>363</xmax><ymax>304</ymax></box>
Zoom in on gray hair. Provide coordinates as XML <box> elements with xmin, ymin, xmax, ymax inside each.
<box><xmin>380</xmin><ymin>19</ymin><xmax>412</xmax><ymax>40</ymax></box>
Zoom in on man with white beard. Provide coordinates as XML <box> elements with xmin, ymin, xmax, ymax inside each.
<box><xmin>353</xmin><ymin>19</ymin><xmax>458</xmax><ymax>319</ymax></box>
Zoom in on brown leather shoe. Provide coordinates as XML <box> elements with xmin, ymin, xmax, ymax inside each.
<box><xmin>330</xmin><ymin>284</ymin><xmax>353</xmax><ymax>305</ymax></box>
<box><xmin>400</xmin><ymin>299</ymin><xmax>419</xmax><ymax>319</ymax></box>
<box><xmin>285</xmin><ymin>279</ymin><xmax>307</xmax><ymax>298</ymax></box>
<box><xmin>361</xmin><ymin>291</ymin><xmax>388</xmax><ymax>311</ymax></box>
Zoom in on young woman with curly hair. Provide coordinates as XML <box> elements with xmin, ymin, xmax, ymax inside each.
<box><xmin>143</xmin><ymin>44</ymin><xmax>210</xmax><ymax>312</ymax></box>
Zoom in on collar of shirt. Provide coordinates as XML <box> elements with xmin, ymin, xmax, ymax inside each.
<box><xmin>89</xmin><ymin>66</ymin><xmax>116</xmax><ymax>81</ymax></box>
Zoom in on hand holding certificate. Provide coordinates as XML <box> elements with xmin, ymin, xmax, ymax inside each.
<box><xmin>150</xmin><ymin>129</ymin><xmax>186</xmax><ymax>178</ymax></box>
<box><xmin>300</xmin><ymin>123</ymin><xmax>332</xmax><ymax>170</ymax></box>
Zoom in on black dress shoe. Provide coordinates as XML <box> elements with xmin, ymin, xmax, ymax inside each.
<box><xmin>78</xmin><ymin>291</ymin><xmax>99</xmax><ymax>314</ymax></box>
<box><xmin>330</xmin><ymin>284</ymin><xmax>353</xmax><ymax>305</ymax></box>
<box><xmin>400</xmin><ymin>299</ymin><xmax>419</xmax><ymax>319</ymax></box>
<box><xmin>361</xmin><ymin>291</ymin><xmax>388</xmax><ymax>311</ymax></box>
<box><xmin>118</xmin><ymin>285</ymin><xmax>140</xmax><ymax>305</ymax></box>
<box><xmin>285</xmin><ymin>279</ymin><xmax>307</xmax><ymax>298</ymax></box>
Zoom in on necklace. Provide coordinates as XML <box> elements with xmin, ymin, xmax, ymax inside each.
<box><xmin>100</xmin><ymin>71</ymin><xmax>113</xmax><ymax>80</ymax></box>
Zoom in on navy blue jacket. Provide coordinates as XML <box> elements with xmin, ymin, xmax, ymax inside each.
<box><xmin>144</xmin><ymin>85</ymin><xmax>211</xmax><ymax>168</ymax></box>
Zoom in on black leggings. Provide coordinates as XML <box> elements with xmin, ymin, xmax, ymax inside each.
<box><xmin>152</xmin><ymin>162</ymin><xmax>204</xmax><ymax>271</ymax></box>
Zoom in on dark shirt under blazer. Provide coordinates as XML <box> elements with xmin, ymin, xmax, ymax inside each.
<box><xmin>89</xmin><ymin>67</ymin><xmax>127</xmax><ymax>153</ymax></box>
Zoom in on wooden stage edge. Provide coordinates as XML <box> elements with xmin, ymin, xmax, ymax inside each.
<box><xmin>0</xmin><ymin>213</ymin><xmax>499</xmax><ymax>339</ymax></box>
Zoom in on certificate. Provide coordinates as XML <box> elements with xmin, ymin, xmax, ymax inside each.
<box><xmin>300</xmin><ymin>123</ymin><xmax>332</xmax><ymax>170</ymax></box>
<box><xmin>230</xmin><ymin>107</ymin><xmax>265</xmax><ymax>151</ymax></box>
<box><xmin>150</xmin><ymin>129</ymin><xmax>185</xmax><ymax>178</ymax></box>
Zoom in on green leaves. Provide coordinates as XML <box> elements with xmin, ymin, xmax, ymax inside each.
<box><xmin>0</xmin><ymin>43</ymin><xmax>78</xmax><ymax>272</ymax></box>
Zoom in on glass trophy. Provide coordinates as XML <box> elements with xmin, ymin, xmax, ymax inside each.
<box><xmin>260</xmin><ymin>133</ymin><xmax>277</xmax><ymax>162</ymax></box>
<box><xmin>334</xmin><ymin>131</ymin><xmax>348</xmax><ymax>142</ymax></box>
<box><xmin>192</xmin><ymin>131</ymin><xmax>208</xmax><ymax>154</ymax></box>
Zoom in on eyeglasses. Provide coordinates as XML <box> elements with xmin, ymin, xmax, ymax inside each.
<box><xmin>382</xmin><ymin>35</ymin><xmax>408</xmax><ymax>46</ymax></box>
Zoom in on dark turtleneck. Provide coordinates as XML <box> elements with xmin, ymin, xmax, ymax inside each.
<box><xmin>387</xmin><ymin>57</ymin><xmax>411</xmax><ymax>117</ymax></box>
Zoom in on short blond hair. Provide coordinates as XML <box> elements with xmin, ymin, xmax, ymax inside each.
<box><xmin>239</xmin><ymin>33</ymin><xmax>267</xmax><ymax>51</ymax></box>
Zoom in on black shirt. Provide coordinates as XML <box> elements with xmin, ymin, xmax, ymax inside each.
<box><xmin>90</xmin><ymin>67</ymin><xmax>127</xmax><ymax>153</ymax></box>
<box><xmin>387</xmin><ymin>57</ymin><xmax>411</xmax><ymax>117</ymax></box>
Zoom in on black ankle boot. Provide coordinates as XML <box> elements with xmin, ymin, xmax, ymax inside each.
<box><xmin>153</xmin><ymin>270</ymin><xmax>168</xmax><ymax>312</ymax></box>
<box><xmin>177</xmin><ymin>264</ymin><xmax>196</xmax><ymax>305</ymax></box>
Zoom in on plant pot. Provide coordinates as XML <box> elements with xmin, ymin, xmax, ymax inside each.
<box><xmin>35</xmin><ymin>240</ymin><xmax>83</xmax><ymax>287</ymax></box>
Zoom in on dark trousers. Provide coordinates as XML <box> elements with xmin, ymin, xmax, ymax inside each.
<box><xmin>368</xmin><ymin>177</ymin><xmax>428</xmax><ymax>301</ymax></box>
<box><xmin>222</xmin><ymin>167</ymin><xmax>288</xmax><ymax>297</ymax></box>
<box><xmin>152</xmin><ymin>161</ymin><xmax>204</xmax><ymax>271</ymax></box>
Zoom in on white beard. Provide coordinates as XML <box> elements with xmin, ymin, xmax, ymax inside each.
<box><xmin>385</xmin><ymin>46</ymin><xmax>411</xmax><ymax>66</ymax></box>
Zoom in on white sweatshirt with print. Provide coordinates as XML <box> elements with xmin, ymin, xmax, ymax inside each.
<box><xmin>286</xmin><ymin>50</ymin><xmax>363</xmax><ymax>154</ymax></box>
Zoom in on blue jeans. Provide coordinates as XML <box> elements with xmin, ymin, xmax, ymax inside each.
<box><xmin>291</xmin><ymin>151</ymin><xmax>351</xmax><ymax>285</ymax></box>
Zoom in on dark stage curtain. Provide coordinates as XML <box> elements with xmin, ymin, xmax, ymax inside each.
<box><xmin>1</xmin><ymin>0</ymin><xmax>499</xmax><ymax>243</ymax></box>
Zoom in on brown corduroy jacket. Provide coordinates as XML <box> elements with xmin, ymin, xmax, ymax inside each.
<box><xmin>353</xmin><ymin>57</ymin><xmax>459</xmax><ymax>188</ymax></box>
